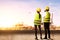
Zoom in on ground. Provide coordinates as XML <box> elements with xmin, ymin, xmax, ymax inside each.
<box><xmin>0</xmin><ymin>33</ymin><xmax>59</xmax><ymax>40</ymax></box>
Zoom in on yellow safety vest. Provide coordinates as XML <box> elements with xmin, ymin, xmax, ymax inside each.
<box><xmin>34</xmin><ymin>13</ymin><xmax>41</xmax><ymax>25</ymax></box>
<box><xmin>43</xmin><ymin>11</ymin><xmax>50</xmax><ymax>22</ymax></box>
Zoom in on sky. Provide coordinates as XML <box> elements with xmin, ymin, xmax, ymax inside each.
<box><xmin>0</xmin><ymin>0</ymin><xmax>60</xmax><ymax>27</ymax></box>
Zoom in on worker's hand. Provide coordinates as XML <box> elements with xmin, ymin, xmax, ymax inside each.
<box><xmin>41</xmin><ymin>22</ymin><xmax>43</xmax><ymax>25</ymax></box>
<box><xmin>50</xmin><ymin>22</ymin><xmax>52</xmax><ymax>24</ymax></box>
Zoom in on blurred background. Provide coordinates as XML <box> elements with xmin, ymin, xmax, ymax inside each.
<box><xmin>0</xmin><ymin>0</ymin><xmax>60</xmax><ymax>30</ymax></box>
<box><xmin>0</xmin><ymin>0</ymin><xmax>60</xmax><ymax>40</ymax></box>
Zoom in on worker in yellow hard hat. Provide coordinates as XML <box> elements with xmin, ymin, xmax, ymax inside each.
<box><xmin>44</xmin><ymin>6</ymin><xmax>49</xmax><ymax>12</ymax></box>
<box><xmin>34</xmin><ymin>8</ymin><xmax>42</xmax><ymax>40</ymax></box>
<box><xmin>43</xmin><ymin>6</ymin><xmax>51</xmax><ymax>39</ymax></box>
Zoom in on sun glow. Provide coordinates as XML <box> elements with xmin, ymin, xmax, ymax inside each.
<box><xmin>0</xmin><ymin>16</ymin><xmax>18</xmax><ymax>28</ymax></box>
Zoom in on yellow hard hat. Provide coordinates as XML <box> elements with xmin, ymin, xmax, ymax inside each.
<box><xmin>36</xmin><ymin>8</ymin><xmax>41</xmax><ymax>12</ymax></box>
<box><xmin>45</xmin><ymin>6</ymin><xmax>49</xmax><ymax>11</ymax></box>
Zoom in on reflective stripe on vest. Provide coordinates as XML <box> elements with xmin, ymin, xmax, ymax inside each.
<box><xmin>34</xmin><ymin>20</ymin><xmax>41</xmax><ymax>25</ymax></box>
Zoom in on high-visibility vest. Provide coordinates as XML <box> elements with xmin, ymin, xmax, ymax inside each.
<box><xmin>34</xmin><ymin>13</ymin><xmax>41</xmax><ymax>25</ymax></box>
<box><xmin>43</xmin><ymin>11</ymin><xmax>50</xmax><ymax>22</ymax></box>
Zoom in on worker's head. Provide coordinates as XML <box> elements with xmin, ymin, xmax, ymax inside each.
<box><xmin>36</xmin><ymin>8</ymin><xmax>41</xmax><ymax>13</ymax></box>
<box><xmin>44</xmin><ymin>6</ymin><xmax>49</xmax><ymax>12</ymax></box>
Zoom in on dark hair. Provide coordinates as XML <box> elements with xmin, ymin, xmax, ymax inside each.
<box><xmin>37</xmin><ymin>11</ymin><xmax>40</xmax><ymax>13</ymax></box>
<box><xmin>44</xmin><ymin>9</ymin><xmax>49</xmax><ymax>12</ymax></box>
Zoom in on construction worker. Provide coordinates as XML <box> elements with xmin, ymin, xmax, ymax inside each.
<box><xmin>34</xmin><ymin>8</ymin><xmax>42</xmax><ymax>40</ymax></box>
<box><xmin>43</xmin><ymin>6</ymin><xmax>51</xmax><ymax>39</ymax></box>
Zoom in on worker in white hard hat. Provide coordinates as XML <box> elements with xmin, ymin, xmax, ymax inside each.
<box><xmin>43</xmin><ymin>6</ymin><xmax>51</xmax><ymax>39</ymax></box>
<box><xmin>34</xmin><ymin>8</ymin><xmax>42</xmax><ymax>40</ymax></box>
